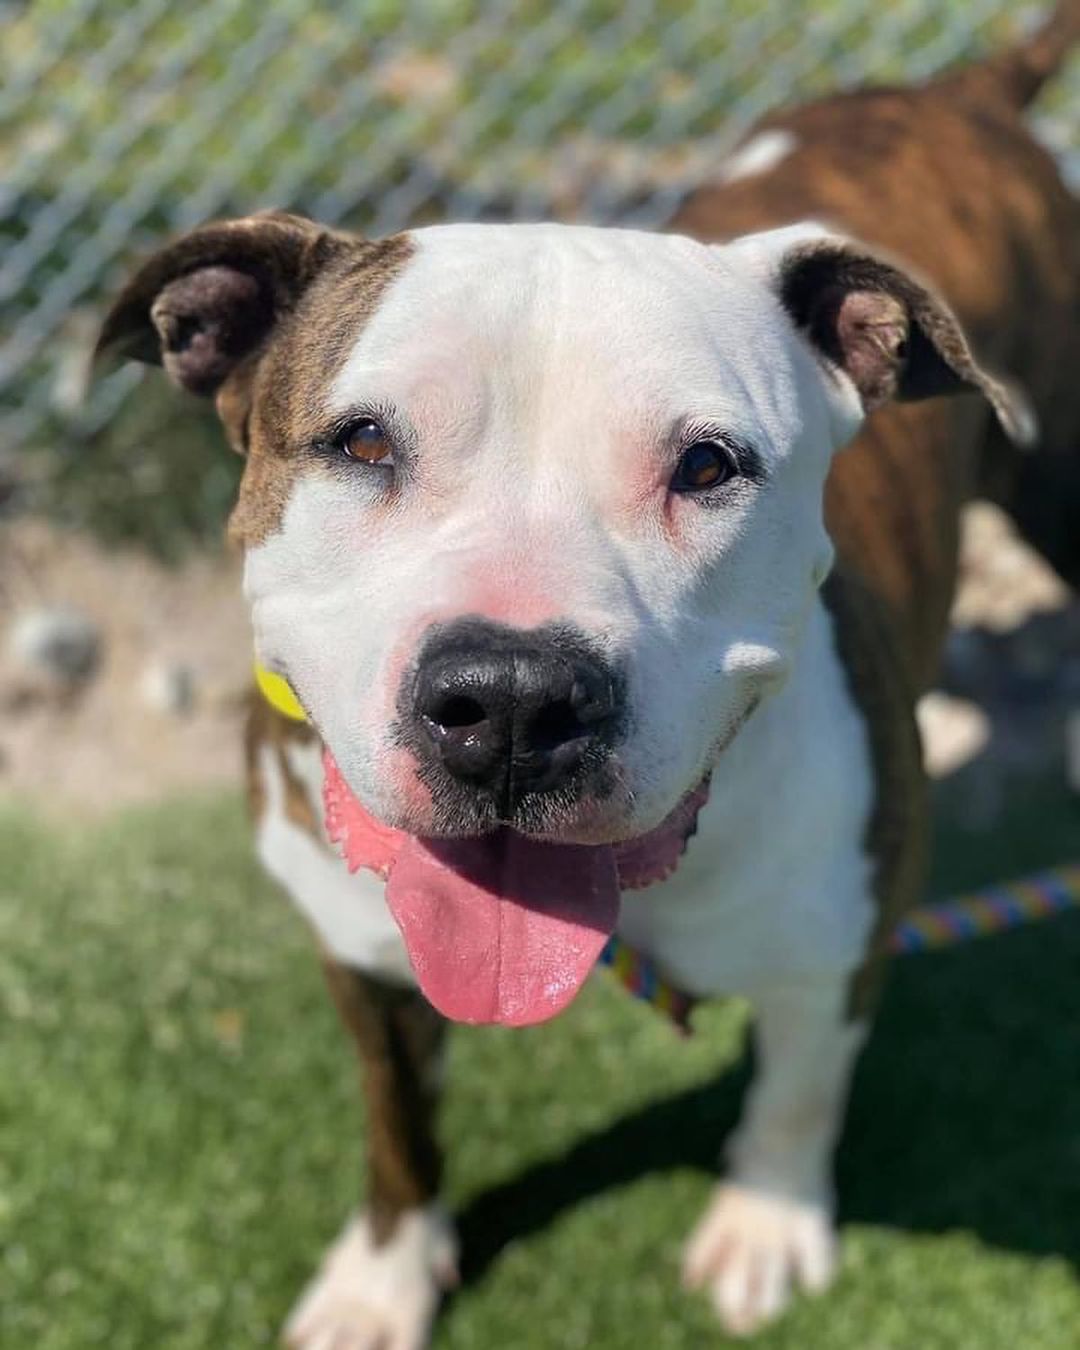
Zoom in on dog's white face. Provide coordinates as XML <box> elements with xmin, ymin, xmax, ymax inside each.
<box><xmin>243</xmin><ymin>223</ymin><xmax>856</xmax><ymax>842</ymax></box>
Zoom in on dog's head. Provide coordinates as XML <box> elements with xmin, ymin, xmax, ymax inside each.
<box><xmin>100</xmin><ymin>213</ymin><xmax>1023</xmax><ymax>1022</ymax></box>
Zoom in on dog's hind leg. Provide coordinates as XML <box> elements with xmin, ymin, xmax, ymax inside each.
<box><xmin>283</xmin><ymin>963</ymin><xmax>455</xmax><ymax>1350</ymax></box>
<box><xmin>683</xmin><ymin>974</ymin><xmax>866</xmax><ymax>1336</ymax></box>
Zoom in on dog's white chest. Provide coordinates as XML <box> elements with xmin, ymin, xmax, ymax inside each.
<box><xmin>617</xmin><ymin>601</ymin><xmax>876</xmax><ymax>996</ymax></box>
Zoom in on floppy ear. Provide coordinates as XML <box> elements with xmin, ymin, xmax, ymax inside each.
<box><xmin>96</xmin><ymin>211</ymin><xmax>351</xmax><ymax>448</ymax></box>
<box><xmin>731</xmin><ymin>224</ymin><xmax>1034</xmax><ymax>445</ymax></box>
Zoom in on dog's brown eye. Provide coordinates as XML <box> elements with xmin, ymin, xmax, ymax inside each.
<box><xmin>342</xmin><ymin>420</ymin><xmax>393</xmax><ymax>465</ymax></box>
<box><xmin>671</xmin><ymin>440</ymin><xmax>737</xmax><ymax>493</ymax></box>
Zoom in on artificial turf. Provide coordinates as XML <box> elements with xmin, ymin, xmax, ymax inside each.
<box><xmin>2</xmin><ymin>785</ymin><xmax>1079</xmax><ymax>1348</ymax></box>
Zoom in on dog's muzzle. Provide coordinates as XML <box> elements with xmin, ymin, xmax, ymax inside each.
<box><xmin>404</xmin><ymin>618</ymin><xmax>625</xmax><ymax>817</ymax></box>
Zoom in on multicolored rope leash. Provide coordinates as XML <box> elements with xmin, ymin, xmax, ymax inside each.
<box><xmin>886</xmin><ymin>863</ymin><xmax>1080</xmax><ymax>954</ymax></box>
<box><xmin>600</xmin><ymin>862</ymin><xmax>1080</xmax><ymax>1031</ymax></box>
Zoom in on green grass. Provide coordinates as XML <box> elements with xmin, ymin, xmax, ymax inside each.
<box><xmin>2</xmin><ymin>786</ymin><xmax>1079</xmax><ymax>1348</ymax></box>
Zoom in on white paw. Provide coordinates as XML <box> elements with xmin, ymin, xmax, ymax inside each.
<box><xmin>283</xmin><ymin>1205</ymin><xmax>458</xmax><ymax>1350</ymax></box>
<box><xmin>682</xmin><ymin>1183</ymin><xmax>836</xmax><ymax>1337</ymax></box>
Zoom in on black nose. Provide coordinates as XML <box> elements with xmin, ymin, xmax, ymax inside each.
<box><xmin>410</xmin><ymin>621</ymin><xmax>622</xmax><ymax>812</ymax></box>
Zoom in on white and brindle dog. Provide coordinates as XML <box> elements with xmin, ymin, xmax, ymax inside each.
<box><xmin>98</xmin><ymin>7</ymin><xmax>1079</xmax><ymax>1345</ymax></box>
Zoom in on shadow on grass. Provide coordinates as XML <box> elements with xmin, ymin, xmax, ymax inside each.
<box><xmin>455</xmin><ymin>785</ymin><xmax>1080</xmax><ymax>1285</ymax></box>
<box><xmin>838</xmin><ymin>910</ymin><xmax>1080</xmax><ymax>1261</ymax></box>
<box><xmin>455</xmin><ymin>1045</ymin><xmax>753</xmax><ymax>1285</ymax></box>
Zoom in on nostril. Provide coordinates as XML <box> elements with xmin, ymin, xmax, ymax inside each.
<box><xmin>528</xmin><ymin>700</ymin><xmax>586</xmax><ymax>752</ymax></box>
<box><xmin>426</xmin><ymin>693</ymin><xmax>488</xmax><ymax>731</ymax></box>
<box><xmin>570</xmin><ymin>675</ymin><xmax>616</xmax><ymax>725</ymax></box>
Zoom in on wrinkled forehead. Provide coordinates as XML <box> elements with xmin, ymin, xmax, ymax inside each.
<box><xmin>327</xmin><ymin>223</ymin><xmax>799</xmax><ymax>437</ymax></box>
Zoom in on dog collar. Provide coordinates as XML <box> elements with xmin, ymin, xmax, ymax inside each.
<box><xmin>254</xmin><ymin>663</ymin><xmax>307</xmax><ymax>722</ymax></box>
<box><xmin>598</xmin><ymin>936</ymin><xmax>696</xmax><ymax>1032</ymax></box>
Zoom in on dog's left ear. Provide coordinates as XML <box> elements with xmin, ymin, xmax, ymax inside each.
<box><xmin>730</xmin><ymin>224</ymin><xmax>1033</xmax><ymax>445</ymax></box>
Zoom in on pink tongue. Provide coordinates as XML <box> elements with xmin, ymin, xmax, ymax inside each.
<box><xmin>387</xmin><ymin>834</ymin><xmax>619</xmax><ymax>1026</ymax></box>
<box><xmin>323</xmin><ymin>753</ymin><xmax>619</xmax><ymax>1026</ymax></box>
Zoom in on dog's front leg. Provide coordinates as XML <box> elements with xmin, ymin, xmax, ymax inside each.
<box><xmin>284</xmin><ymin>960</ymin><xmax>456</xmax><ymax>1350</ymax></box>
<box><xmin>683</xmin><ymin>975</ymin><xmax>866</xmax><ymax>1336</ymax></box>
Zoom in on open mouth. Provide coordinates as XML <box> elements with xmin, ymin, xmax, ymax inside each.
<box><xmin>323</xmin><ymin>751</ymin><xmax>709</xmax><ymax>1027</ymax></box>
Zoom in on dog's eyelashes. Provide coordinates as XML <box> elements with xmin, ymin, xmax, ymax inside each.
<box><xmin>340</xmin><ymin>419</ymin><xmax>395</xmax><ymax>467</ymax></box>
<box><xmin>671</xmin><ymin>439</ymin><xmax>738</xmax><ymax>494</ymax></box>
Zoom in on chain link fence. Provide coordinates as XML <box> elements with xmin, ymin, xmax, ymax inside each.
<box><xmin>2</xmin><ymin>0</ymin><xmax>1077</xmax><ymax>549</ymax></box>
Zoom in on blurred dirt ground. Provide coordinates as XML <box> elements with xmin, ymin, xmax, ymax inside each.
<box><xmin>0</xmin><ymin>503</ymin><xmax>1076</xmax><ymax>820</ymax></box>
<box><xmin>0</xmin><ymin>518</ymin><xmax>250</xmax><ymax>813</ymax></box>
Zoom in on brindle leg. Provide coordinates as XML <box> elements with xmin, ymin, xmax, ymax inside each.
<box><xmin>284</xmin><ymin>961</ymin><xmax>456</xmax><ymax>1350</ymax></box>
<box><xmin>322</xmin><ymin>959</ymin><xmax>447</xmax><ymax>1240</ymax></box>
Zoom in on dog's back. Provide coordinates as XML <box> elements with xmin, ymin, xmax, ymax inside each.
<box><xmin>672</xmin><ymin>1</ymin><xmax>1080</xmax><ymax>688</ymax></box>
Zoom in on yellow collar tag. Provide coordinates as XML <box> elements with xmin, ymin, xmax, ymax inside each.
<box><xmin>255</xmin><ymin>663</ymin><xmax>308</xmax><ymax>722</ymax></box>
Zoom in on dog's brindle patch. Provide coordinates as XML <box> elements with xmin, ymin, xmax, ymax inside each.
<box><xmin>244</xmin><ymin>691</ymin><xmax>322</xmax><ymax>832</ymax></box>
<box><xmin>821</xmin><ymin>567</ymin><xmax>927</xmax><ymax>1019</ymax></box>
<box><xmin>320</xmin><ymin>957</ymin><xmax>445</xmax><ymax>1244</ymax></box>
<box><xmin>228</xmin><ymin>234</ymin><xmax>416</xmax><ymax>547</ymax></box>
<box><xmin>96</xmin><ymin>212</ymin><xmax>416</xmax><ymax>549</ymax></box>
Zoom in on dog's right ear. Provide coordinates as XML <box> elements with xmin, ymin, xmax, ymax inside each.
<box><xmin>725</xmin><ymin>222</ymin><xmax>1035</xmax><ymax>446</ymax></box>
<box><xmin>96</xmin><ymin>211</ymin><xmax>350</xmax><ymax>445</ymax></box>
